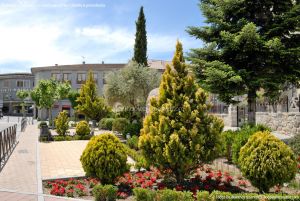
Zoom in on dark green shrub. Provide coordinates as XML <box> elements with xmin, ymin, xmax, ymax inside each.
<box><xmin>220</xmin><ymin>130</ymin><xmax>235</xmax><ymax>162</ymax></box>
<box><xmin>74</xmin><ymin>135</ymin><xmax>91</xmax><ymax>140</ymax></box>
<box><xmin>127</xmin><ymin>135</ymin><xmax>139</xmax><ymax>150</ymax></box>
<box><xmin>80</xmin><ymin>133</ymin><xmax>128</xmax><ymax>184</ymax></box>
<box><xmin>157</xmin><ymin>189</ymin><xmax>194</xmax><ymax>201</ymax></box>
<box><xmin>239</xmin><ymin>131</ymin><xmax>297</xmax><ymax>193</ymax></box>
<box><xmin>232</xmin><ymin>124</ymin><xmax>271</xmax><ymax>164</ymax></box>
<box><xmin>286</xmin><ymin>134</ymin><xmax>300</xmax><ymax>155</ymax></box>
<box><xmin>99</xmin><ymin>118</ymin><xmax>114</xmax><ymax>130</ymax></box>
<box><xmin>133</xmin><ymin>187</ymin><xmax>155</xmax><ymax>201</ymax></box>
<box><xmin>92</xmin><ymin>184</ymin><xmax>117</xmax><ymax>201</ymax></box>
<box><xmin>123</xmin><ymin>122</ymin><xmax>142</xmax><ymax>136</ymax></box>
<box><xmin>55</xmin><ymin>111</ymin><xmax>69</xmax><ymax>136</ymax></box>
<box><xmin>53</xmin><ymin>136</ymin><xmax>73</xmax><ymax>141</ymax></box>
<box><xmin>76</xmin><ymin>121</ymin><xmax>91</xmax><ymax>136</ymax></box>
<box><xmin>197</xmin><ymin>191</ymin><xmax>209</xmax><ymax>201</ymax></box>
<box><xmin>112</xmin><ymin>118</ymin><xmax>129</xmax><ymax>133</ymax></box>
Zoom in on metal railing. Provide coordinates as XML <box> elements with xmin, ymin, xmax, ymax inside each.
<box><xmin>21</xmin><ymin>117</ymin><xmax>27</xmax><ymax>132</ymax></box>
<box><xmin>0</xmin><ymin>124</ymin><xmax>17</xmax><ymax>171</ymax></box>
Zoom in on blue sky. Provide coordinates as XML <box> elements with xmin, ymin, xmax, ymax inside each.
<box><xmin>0</xmin><ymin>0</ymin><xmax>204</xmax><ymax>73</ymax></box>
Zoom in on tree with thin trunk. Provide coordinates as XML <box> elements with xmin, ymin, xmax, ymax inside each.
<box><xmin>187</xmin><ymin>0</ymin><xmax>300</xmax><ymax>124</ymax></box>
<box><xmin>16</xmin><ymin>90</ymin><xmax>29</xmax><ymax>117</ymax></box>
<box><xmin>139</xmin><ymin>41</ymin><xmax>224</xmax><ymax>183</ymax></box>
<box><xmin>133</xmin><ymin>6</ymin><xmax>148</xmax><ymax>66</ymax></box>
<box><xmin>31</xmin><ymin>80</ymin><xmax>71</xmax><ymax>125</ymax></box>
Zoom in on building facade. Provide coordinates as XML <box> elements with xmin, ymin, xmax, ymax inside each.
<box><xmin>0</xmin><ymin>73</ymin><xmax>35</xmax><ymax>116</ymax></box>
<box><xmin>30</xmin><ymin>60</ymin><xmax>167</xmax><ymax>119</ymax></box>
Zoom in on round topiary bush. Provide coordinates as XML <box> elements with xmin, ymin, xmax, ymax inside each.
<box><xmin>80</xmin><ymin>133</ymin><xmax>129</xmax><ymax>184</ymax></box>
<box><xmin>239</xmin><ymin>131</ymin><xmax>297</xmax><ymax>193</ymax></box>
<box><xmin>112</xmin><ymin>118</ymin><xmax>129</xmax><ymax>133</ymax></box>
<box><xmin>99</xmin><ymin>118</ymin><xmax>114</xmax><ymax>130</ymax></box>
<box><xmin>76</xmin><ymin>121</ymin><xmax>91</xmax><ymax>136</ymax></box>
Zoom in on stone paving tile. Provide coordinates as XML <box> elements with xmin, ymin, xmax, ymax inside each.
<box><xmin>40</xmin><ymin>140</ymin><xmax>136</xmax><ymax>180</ymax></box>
<box><xmin>0</xmin><ymin>124</ymin><xmax>39</xmax><ymax>193</ymax></box>
<box><xmin>0</xmin><ymin>191</ymin><xmax>37</xmax><ymax>201</ymax></box>
<box><xmin>40</xmin><ymin>141</ymin><xmax>88</xmax><ymax>180</ymax></box>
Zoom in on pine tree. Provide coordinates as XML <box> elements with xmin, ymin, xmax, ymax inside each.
<box><xmin>187</xmin><ymin>0</ymin><xmax>300</xmax><ymax>124</ymax></box>
<box><xmin>133</xmin><ymin>6</ymin><xmax>148</xmax><ymax>66</ymax></box>
<box><xmin>76</xmin><ymin>71</ymin><xmax>110</xmax><ymax>122</ymax></box>
<box><xmin>139</xmin><ymin>41</ymin><xmax>224</xmax><ymax>183</ymax></box>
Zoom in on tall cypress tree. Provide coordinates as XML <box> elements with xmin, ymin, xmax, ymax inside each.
<box><xmin>133</xmin><ymin>6</ymin><xmax>148</xmax><ymax>66</ymax></box>
<box><xmin>187</xmin><ymin>0</ymin><xmax>300</xmax><ymax>124</ymax></box>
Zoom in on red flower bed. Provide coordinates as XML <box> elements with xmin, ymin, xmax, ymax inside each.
<box><xmin>43</xmin><ymin>166</ymin><xmax>245</xmax><ymax>199</ymax></box>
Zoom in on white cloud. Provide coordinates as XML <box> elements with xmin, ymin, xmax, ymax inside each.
<box><xmin>0</xmin><ymin>1</ymin><xmax>198</xmax><ymax>73</ymax></box>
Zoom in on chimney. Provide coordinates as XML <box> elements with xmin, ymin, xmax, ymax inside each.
<box><xmin>102</xmin><ymin>61</ymin><xmax>104</xmax><ymax>64</ymax></box>
<box><xmin>55</xmin><ymin>64</ymin><xmax>58</xmax><ymax>66</ymax></box>
<box><xmin>82</xmin><ymin>61</ymin><xmax>85</xmax><ymax>64</ymax></box>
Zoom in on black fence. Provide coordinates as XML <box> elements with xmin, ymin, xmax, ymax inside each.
<box><xmin>0</xmin><ymin>124</ymin><xmax>17</xmax><ymax>171</ymax></box>
<box><xmin>21</xmin><ymin>117</ymin><xmax>27</xmax><ymax>132</ymax></box>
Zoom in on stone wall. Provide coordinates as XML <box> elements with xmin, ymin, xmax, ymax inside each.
<box><xmin>256</xmin><ymin>112</ymin><xmax>300</xmax><ymax>136</ymax></box>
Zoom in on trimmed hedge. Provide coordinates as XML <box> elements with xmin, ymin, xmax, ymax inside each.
<box><xmin>239</xmin><ymin>131</ymin><xmax>297</xmax><ymax>193</ymax></box>
<box><xmin>92</xmin><ymin>184</ymin><xmax>117</xmax><ymax>201</ymax></box>
<box><xmin>76</xmin><ymin>121</ymin><xmax>91</xmax><ymax>136</ymax></box>
<box><xmin>80</xmin><ymin>133</ymin><xmax>129</xmax><ymax>184</ymax></box>
<box><xmin>134</xmin><ymin>189</ymin><xmax>300</xmax><ymax>201</ymax></box>
<box><xmin>99</xmin><ymin>118</ymin><xmax>114</xmax><ymax>130</ymax></box>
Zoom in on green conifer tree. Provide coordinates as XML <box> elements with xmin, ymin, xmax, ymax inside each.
<box><xmin>76</xmin><ymin>71</ymin><xmax>110</xmax><ymax>122</ymax></box>
<box><xmin>133</xmin><ymin>6</ymin><xmax>148</xmax><ymax>66</ymax></box>
<box><xmin>187</xmin><ymin>0</ymin><xmax>300</xmax><ymax>124</ymax></box>
<box><xmin>139</xmin><ymin>41</ymin><xmax>224</xmax><ymax>183</ymax></box>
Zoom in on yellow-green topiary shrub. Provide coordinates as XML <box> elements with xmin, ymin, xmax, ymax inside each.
<box><xmin>76</xmin><ymin>121</ymin><xmax>91</xmax><ymax>136</ymax></box>
<box><xmin>239</xmin><ymin>131</ymin><xmax>297</xmax><ymax>193</ymax></box>
<box><xmin>55</xmin><ymin>111</ymin><xmax>69</xmax><ymax>136</ymax></box>
<box><xmin>80</xmin><ymin>133</ymin><xmax>129</xmax><ymax>184</ymax></box>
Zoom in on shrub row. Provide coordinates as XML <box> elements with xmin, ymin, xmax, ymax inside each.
<box><xmin>99</xmin><ymin>118</ymin><xmax>142</xmax><ymax>136</ymax></box>
<box><xmin>220</xmin><ymin>124</ymin><xmax>271</xmax><ymax>164</ymax></box>
<box><xmin>134</xmin><ymin>189</ymin><xmax>300</xmax><ymax>201</ymax></box>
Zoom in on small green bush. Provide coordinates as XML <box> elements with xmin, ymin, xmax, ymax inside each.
<box><xmin>74</xmin><ymin>135</ymin><xmax>91</xmax><ymax>140</ymax></box>
<box><xmin>92</xmin><ymin>184</ymin><xmax>117</xmax><ymax>201</ymax></box>
<box><xmin>239</xmin><ymin>131</ymin><xmax>297</xmax><ymax>193</ymax></box>
<box><xmin>99</xmin><ymin>118</ymin><xmax>114</xmax><ymax>130</ymax></box>
<box><xmin>133</xmin><ymin>188</ymin><xmax>156</xmax><ymax>201</ymax></box>
<box><xmin>76</xmin><ymin>121</ymin><xmax>91</xmax><ymax>136</ymax></box>
<box><xmin>80</xmin><ymin>133</ymin><xmax>128</xmax><ymax>184</ymax></box>
<box><xmin>232</xmin><ymin>124</ymin><xmax>271</xmax><ymax>164</ymax></box>
<box><xmin>123</xmin><ymin>122</ymin><xmax>142</xmax><ymax>136</ymax></box>
<box><xmin>55</xmin><ymin>111</ymin><xmax>69</xmax><ymax>136</ymax></box>
<box><xmin>197</xmin><ymin>191</ymin><xmax>210</xmax><ymax>201</ymax></box>
<box><xmin>220</xmin><ymin>130</ymin><xmax>235</xmax><ymax>162</ymax></box>
<box><xmin>127</xmin><ymin>135</ymin><xmax>139</xmax><ymax>150</ymax></box>
<box><xmin>112</xmin><ymin>118</ymin><xmax>129</xmax><ymax>133</ymax></box>
<box><xmin>53</xmin><ymin>136</ymin><xmax>73</xmax><ymax>141</ymax></box>
<box><xmin>286</xmin><ymin>134</ymin><xmax>300</xmax><ymax>155</ymax></box>
<box><xmin>157</xmin><ymin>189</ymin><xmax>194</xmax><ymax>201</ymax></box>
<box><xmin>123</xmin><ymin>144</ymin><xmax>149</xmax><ymax>171</ymax></box>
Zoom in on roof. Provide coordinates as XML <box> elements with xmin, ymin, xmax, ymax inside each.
<box><xmin>0</xmin><ymin>73</ymin><xmax>34</xmax><ymax>80</ymax></box>
<box><xmin>31</xmin><ymin>63</ymin><xmax>126</xmax><ymax>73</ymax></box>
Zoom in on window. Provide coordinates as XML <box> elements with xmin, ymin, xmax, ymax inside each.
<box><xmin>51</xmin><ymin>73</ymin><xmax>61</xmax><ymax>81</ymax></box>
<box><xmin>103</xmin><ymin>72</ymin><xmax>107</xmax><ymax>84</ymax></box>
<box><xmin>16</xmin><ymin>80</ymin><xmax>30</xmax><ymax>88</ymax></box>
<box><xmin>93</xmin><ymin>73</ymin><xmax>98</xmax><ymax>82</ymax></box>
<box><xmin>16</xmin><ymin>80</ymin><xmax>23</xmax><ymax>87</ymax></box>
<box><xmin>77</xmin><ymin>73</ymin><xmax>86</xmax><ymax>84</ymax></box>
<box><xmin>3</xmin><ymin>80</ymin><xmax>9</xmax><ymax>88</ymax></box>
<box><xmin>63</xmin><ymin>73</ymin><xmax>71</xmax><ymax>83</ymax></box>
<box><xmin>23</xmin><ymin>80</ymin><xmax>30</xmax><ymax>88</ymax></box>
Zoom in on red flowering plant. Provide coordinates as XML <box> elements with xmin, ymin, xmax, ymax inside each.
<box><xmin>66</xmin><ymin>189</ymin><xmax>74</xmax><ymax>197</ymax></box>
<box><xmin>50</xmin><ymin>183</ymin><xmax>65</xmax><ymax>196</ymax></box>
<box><xmin>74</xmin><ymin>183</ymin><xmax>87</xmax><ymax>196</ymax></box>
<box><xmin>117</xmin><ymin>191</ymin><xmax>129</xmax><ymax>199</ymax></box>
